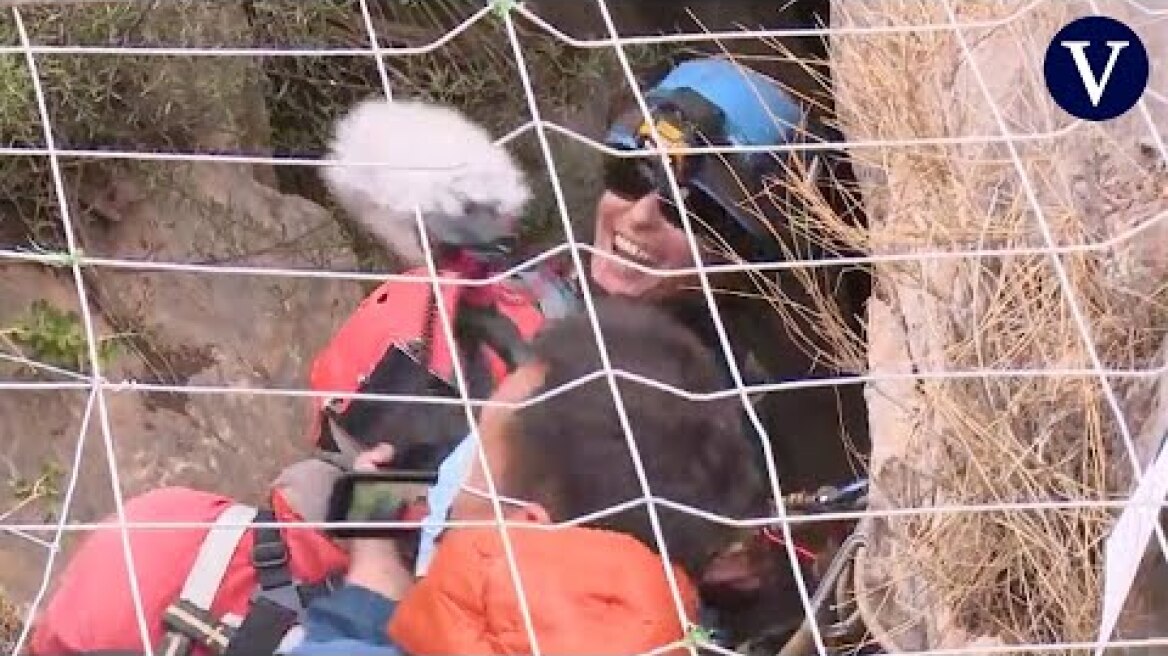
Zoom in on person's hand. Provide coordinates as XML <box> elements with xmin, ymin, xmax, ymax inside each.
<box><xmin>344</xmin><ymin>444</ymin><xmax>415</xmax><ymax>600</ymax></box>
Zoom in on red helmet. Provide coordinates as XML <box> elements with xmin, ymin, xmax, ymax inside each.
<box><xmin>306</xmin><ymin>267</ymin><xmax>545</xmax><ymax>461</ymax></box>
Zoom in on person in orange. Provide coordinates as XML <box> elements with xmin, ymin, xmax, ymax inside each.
<box><xmin>290</xmin><ymin>297</ymin><xmax>768</xmax><ymax>656</ymax></box>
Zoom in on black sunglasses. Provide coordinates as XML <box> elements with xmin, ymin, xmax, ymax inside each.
<box><xmin>601</xmin><ymin>153</ymin><xmax>740</xmax><ymax>247</ymax></box>
<box><xmin>602</xmin><ymin>154</ymin><xmax>694</xmax><ymax>224</ymax></box>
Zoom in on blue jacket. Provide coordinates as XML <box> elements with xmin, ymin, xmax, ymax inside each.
<box><xmin>285</xmin><ymin>584</ymin><xmax>401</xmax><ymax>656</ymax></box>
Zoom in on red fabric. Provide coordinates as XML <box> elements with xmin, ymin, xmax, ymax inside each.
<box><xmin>29</xmin><ymin>487</ymin><xmax>347</xmax><ymax>656</ymax></box>
<box><xmin>389</xmin><ymin>527</ymin><xmax>699</xmax><ymax>656</ymax></box>
<box><xmin>484</xmin><ymin>277</ymin><xmax>545</xmax><ymax>379</ymax></box>
<box><xmin>305</xmin><ymin>268</ymin><xmax>545</xmax><ymax>446</ymax></box>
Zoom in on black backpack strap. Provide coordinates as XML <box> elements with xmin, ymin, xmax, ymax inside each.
<box><xmin>221</xmin><ymin>597</ymin><xmax>298</xmax><ymax>656</ymax></box>
<box><xmin>249</xmin><ymin>508</ymin><xmax>308</xmax><ymax>614</ymax></box>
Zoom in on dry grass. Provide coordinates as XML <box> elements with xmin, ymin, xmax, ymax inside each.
<box><xmin>791</xmin><ymin>0</ymin><xmax>1168</xmax><ymax>653</ymax></box>
<box><xmin>0</xmin><ymin>591</ymin><xmax>21</xmax><ymax>654</ymax></box>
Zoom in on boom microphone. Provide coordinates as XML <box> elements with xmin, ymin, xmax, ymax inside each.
<box><xmin>321</xmin><ymin>98</ymin><xmax>532</xmax><ymax>269</ymax></box>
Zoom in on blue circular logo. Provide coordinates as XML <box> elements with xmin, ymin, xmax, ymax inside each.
<box><xmin>1043</xmin><ymin>16</ymin><xmax>1149</xmax><ymax>121</ymax></box>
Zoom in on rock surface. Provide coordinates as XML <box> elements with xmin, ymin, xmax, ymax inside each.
<box><xmin>831</xmin><ymin>0</ymin><xmax>1167</xmax><ymax>649</ymax></box>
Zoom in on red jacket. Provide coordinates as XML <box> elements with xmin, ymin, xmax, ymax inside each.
<box><xmin>390</xmin><ymin>526</ymin><xmax>700</xmax><ymax>656</ymax></box>
<box><xmin>30</xmin><ymin>487</ymin><xmax>347</xmax><ymax>655</ymax></box>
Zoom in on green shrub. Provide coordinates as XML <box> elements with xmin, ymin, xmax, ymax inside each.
<box><xmin>4</xmin><ymin>299</ymin><xmax>123</xmax><ymax>372</ymax></box>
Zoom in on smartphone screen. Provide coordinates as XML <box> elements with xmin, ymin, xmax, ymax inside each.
<box><xmin>327</xmin><ymin>470</ymin><xmax>437</xmax><ymax>538</ymax></box>
<box><xmin>347</xmin><ymin>481</ymin><xmax>406</xmax><ymax>523</ymax></box>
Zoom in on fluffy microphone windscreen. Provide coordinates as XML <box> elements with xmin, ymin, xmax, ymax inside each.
<box><xmin>321</xmin><ymin>98</ymin><xmax>531</xmax><ymax>266</ymax></box>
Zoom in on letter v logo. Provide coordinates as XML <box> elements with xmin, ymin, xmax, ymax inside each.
<box><xmin>1044</xmin><ymin>16</ymin><xmax>1149</xmax><ymax>122</ymax></box>
<box><xmin>1060</xmin><ymin>40</ymin><xmax>1129</xmax><ymax>107</ymax></box>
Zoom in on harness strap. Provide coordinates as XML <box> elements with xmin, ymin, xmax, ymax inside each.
<box><xmin>184</xmin><ymin>505</ymin><xmax>261</xmax><ymax>607</ymax></box>
<box><xmin>163</xmin><ymin>600</ymin><xmax>235</xmax><ymax>654</ymax></box>
<box><xmin>160</xmin><ymin>504</ymin><xmax>259</xmax><ymax>656</ymax></box>
<box><xmin>250</xmin><ymin>508</ymin><xmax>305</xmax><ymax>614</ymax></box>
<box><xmin>250</xmin><ymin>509</ymin><xmax>291</xmax><ymax>590</ymax></box>
<box><xmin>158</xmin><ymin>501</ymin><xmax>256</xmax><ymax>653</ymax></box>
<box><xmin>221</xmin><ymin>598</ymin><xmax>298</xmax><ymax>656</ymax></box>
<box><xmin>221</xmin><ymin>511</ymin><xmax>319</xmax><ymax>656</ymax></box>
<box><xmin>155</xmin><ymin>505</ymin><xmax>341</xmax><ymax>656</ymax></box>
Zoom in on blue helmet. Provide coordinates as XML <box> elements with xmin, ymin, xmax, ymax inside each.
<box><xmin>603</xmin><ymin>57</ymin><xmax>828</xmax><ymax>263</ymax></box>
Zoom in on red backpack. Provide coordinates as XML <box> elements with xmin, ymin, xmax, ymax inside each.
<box><xmin>29</xmin><ymin>487</ymin><xmax>347</xmax><ymax>656</ymax></box>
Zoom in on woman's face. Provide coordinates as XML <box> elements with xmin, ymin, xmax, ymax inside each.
<box><xmin>590</xmin><ymin>190</ymin><xmax>698</xmax><ymax>299</ymax></box>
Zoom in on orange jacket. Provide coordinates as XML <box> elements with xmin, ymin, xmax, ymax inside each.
<box><xmin>389</xmin><ymin>526</ymin><xmax>700</xmax><ymax>656</ymax></box>
<box><xmin>30</xmin><ymin>487</ymin><xmax>347</xmax><ymax>656</ymax></box>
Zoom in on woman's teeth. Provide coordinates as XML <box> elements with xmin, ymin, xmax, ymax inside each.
<box><xmin>612</xmin><ymin>232</ymin><xmax>654</xmax><ymax>265</ymax></box>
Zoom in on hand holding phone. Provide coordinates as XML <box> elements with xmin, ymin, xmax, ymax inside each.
<box><xmin>328</xmin><ymin>445</ymin><xmax>431</xmax><ymax>599</ymax></box>
<box><xmin>326</xmin><ymin>469</ymin><xmax>437</xmax><ymax>539</ymax></box>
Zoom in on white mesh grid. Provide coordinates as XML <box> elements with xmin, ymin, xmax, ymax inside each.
<box><xmin>9</xmin><ymin>7</ymin><xmax>152</xmax><ymax>653</ymax></box>
<box><xmin>0</xmin><ymin>2</ymin><xmax>1162</xmax><ymax>656</ymax></box>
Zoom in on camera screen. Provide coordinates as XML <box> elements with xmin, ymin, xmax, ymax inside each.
<box><xmin>347</xmin><ymin>481</ymin><xmax>405</xmax><ymax>523</ymax></box>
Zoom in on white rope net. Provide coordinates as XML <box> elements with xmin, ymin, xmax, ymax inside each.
<box><xmin>0</xmin><ymin>1</ymin><xmax>1165</xmax><ymax>655</ymax></box>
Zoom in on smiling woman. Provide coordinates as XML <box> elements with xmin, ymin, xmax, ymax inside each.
<box><xmin>574</xmin><ymin>56</ymin><xmax>871</xmax><ymax>499</ymax></box>
<box><xmin>590</xmin><ymin>191</ymin><xmax>695</xmax><ymax>299</ymax></box>
<box><xmin>598</xmin><ymin>57</ymin><xmax>810</xmax><ymax>261</ymax></box>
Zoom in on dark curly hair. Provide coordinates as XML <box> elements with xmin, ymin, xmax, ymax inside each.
<box><xmin>504</xmin><ymin>296</ymin><xmax>767</xmax><ymax>578</ymax></box>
